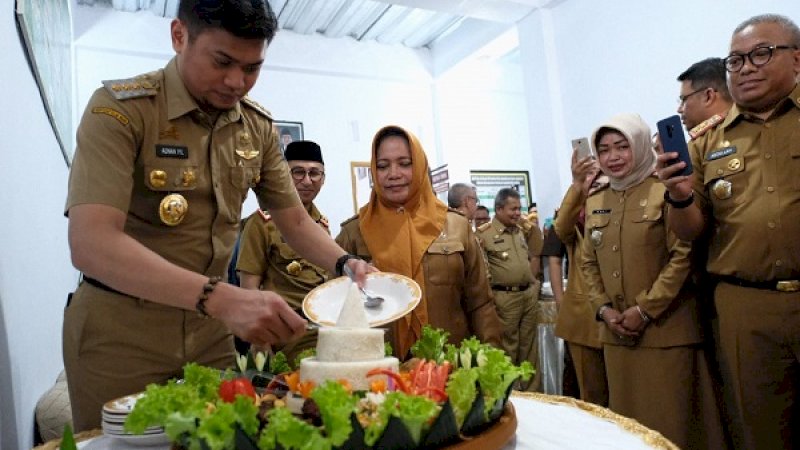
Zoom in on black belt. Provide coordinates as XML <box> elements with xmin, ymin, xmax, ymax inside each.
<box><xmin>491</xmin><ymin>284</ymin><xmax>530</xmax><ymax>292</ymax></box>
<box><xmin>83</xmin><ymin>276</ymin><xmax>128</xmax><ymax>296</ymax></box>
<box><xmin>717</xmin><ymin>276</ymin><xmax>800</xmax><ymax>293</ymax></box>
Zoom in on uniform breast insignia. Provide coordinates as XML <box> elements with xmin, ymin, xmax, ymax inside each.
<box><xmin>149</xmin><ymin>170</ymin><xmax>167</xmax><ymax>188</ymax></box>
<box><xmin>286</xmin><ymin>261</ymin><xmax>302</xmax><ymax>275</ymax></box>
<box><xmin>257</xmin><ymin>210</ymin><xmax>272</xmax><ymax>223</ymax></box>
<box><xmin>688</xmin><ymin>113</ymin><xmax>725</xmax><ymax>140</ymax></box>
<box><xmin>712</xmin><ymin>179</ymin><xmax>733</xmax><ymax>199</ymax></box>
<box><xmin>91</xmin><ymin>107</ymin><xmax>129</xmax><ymax>125</ymax></box>
<box><xmin>501</xmin><ymin>251</ymin><xmax>509</xmax><ymax>260</ymax></box>
<box><xmin>159</xmin><ymin>194</ymin><xmax>188</xmax><ymax>226</ymax></box>
<box><xmin>159</xmin><ymin>126</ymin><xmax>180</xmax><ymax>140</ymax></box>
<box><xmin>727</xmin><ymin>158</ymin><xmax>741</xmax><ymax>171</ymax></box>
<box><xmin>102</xmin><ymin>77</ymin><xmax>159</xmax><ymax>100</ymax></box>
<box><xmin>590</xmin><ymin>228</ymin><xmax>603</xmax><ymax>247</ymax></box>
<box><xmin>235</xmin><ymin>148</ymin><xmax>260</xmax><ymax>160</ymax></box>
<box><xmin>181</xmin><ymin>168</ymin><xmax>196</xmax><ymax>188</ymax></box>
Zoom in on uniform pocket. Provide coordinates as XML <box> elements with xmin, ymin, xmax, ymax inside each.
<box><xmin>425</xmin><ymin>240</ymin><xmax>465</xmax><ymax>286</ymax></box>
<box><xmin>630</xmin><ymin>205</ymin><xmax>664</xmax><ymax>246</ymax></box>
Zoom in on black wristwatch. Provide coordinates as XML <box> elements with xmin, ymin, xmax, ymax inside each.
<box><xmin>663</xmin><ymin>190</ymin><xmax>694</xmax><ymax>209</ymax></box>
<box><xmin>335</xmin><ymin>254</ymin><xmax>361</xmax><ymax>277</ymax></box>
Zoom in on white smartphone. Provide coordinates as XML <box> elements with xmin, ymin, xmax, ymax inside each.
<box><xmin>571</xmin><ymin>137</ymin><xmax>593</xmax><ymax>159</ymax></box>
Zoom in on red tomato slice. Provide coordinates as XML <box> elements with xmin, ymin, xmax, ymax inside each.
<box><xmin>219</xmin><ymin>378</ymin><xmax>257</xmax><ymax>403</ymax></box>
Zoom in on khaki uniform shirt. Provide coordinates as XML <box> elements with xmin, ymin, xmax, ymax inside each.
<box><xmin>581</xmin><ymin>178</ymin><xmax>702</xmax><ymax>347</ymax></box>
<box><xmin>476</xmin><ymin>218</ymin><xmax>535</xmax><ymax>286</ymax></box>
<box><xmin>65</xmin><ymin>58</ymin><xmax>300</xmax><ymax>277</ymax></box>
<box><xmin>552</xmin><ymin>185</ymin><xmax>602</xmax><ymax>348</ymax></box>
<box><xmin>336</xmin><ymin>210</ymin><xmax>502</xmax><ymax>347</ymax></box>
<box><xmin>689</xmin><ymin>84</ymin><xmax>800</xmax><ymax>281</ymax></box>
<box><xmin>236</xmin><ymin>204</ymin><xmax>330</xmax><ymax>310</ymax></box>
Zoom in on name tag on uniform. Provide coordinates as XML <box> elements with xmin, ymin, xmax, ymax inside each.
<box><xmin>592</xmin><ymin>209</ymin><xmax>611</xmax><ymax>214</ymax></box>
<box><xmin>156</xmin><ymin>144</ymin><xmax>189</xmax><ymax>159</ymax></box>
<box><xmin>706</xmin><ymin>146</ymin><xmax>736</xmax><ymax>161</ymax></box>
<box><xmin>494</xmin><ymin>238</ymin><xmax>504</xmax><ymax>244</ymax></box>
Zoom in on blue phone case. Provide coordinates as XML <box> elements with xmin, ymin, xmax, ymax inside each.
<box><xmin>656</xmin><ymin>115</ymin><xmax>693</xmax><ymax>177</ymax></box>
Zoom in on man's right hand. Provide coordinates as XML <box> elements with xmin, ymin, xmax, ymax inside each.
<box><xmin>656</xmin><ymin>152</ymin><xmax>693</xmax><ymax>202</ymax></box>
<box><xmin>206</xmin><ymin>284</ymin><xmax>307</xmax><ymax>348</ymax></box>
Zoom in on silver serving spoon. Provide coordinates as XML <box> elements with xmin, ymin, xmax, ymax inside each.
<box><xmin>343</xmin><ymin>264</ymin><xmax>385</xmax><ymax>308</ymax></box>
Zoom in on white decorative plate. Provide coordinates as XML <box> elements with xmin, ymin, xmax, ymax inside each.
<box><xmin>106</xmin><ymin>431</ymin><xmax>170</xmax><ymax>446</ymax></box>
<box><xmin>102</xmin><ymin>392</ymin><xmax>144</xmax><ymax>414</ymax></box>
<box><xmin>303</xmin><ymin>272</ymin><xmax>421</xmax><ymax>327</ymax></box>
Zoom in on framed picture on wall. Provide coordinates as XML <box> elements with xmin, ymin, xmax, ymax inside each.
<box><xmin>469</xmin><ymin>170</ymin><xmax>533</xmax><ymax>216</ymax></box>
<box><xmin>16</xmin><ymin>0</ymin><xmax>73</xmax><ymax>165</ymax></box>
<box><xmin>273</xmin><ymin>121</ymin><xmax>304</xmax><ymax>153</ymax></box>
<box><xmin>350</xmin><ymin>161</ymin><xmax>372</xmax><ymax>214</ymax></box>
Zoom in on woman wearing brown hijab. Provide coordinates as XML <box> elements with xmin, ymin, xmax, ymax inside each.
<box><xmin>336</xmin><ymin>125</ymin><xmax>501</xmax><ymax>358</ymax></box>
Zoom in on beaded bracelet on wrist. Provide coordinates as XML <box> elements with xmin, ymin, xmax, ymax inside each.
<box><xmin>196</xmin><ymin>276</ymin><xmax>222</xmax><ymax>318</ymax></box>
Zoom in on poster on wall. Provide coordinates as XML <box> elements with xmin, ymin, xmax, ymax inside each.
<box><xmin>273</xmin><ymin>121</ymin><xmax>304</xmax><ymax>152</ymax></box>
<box><xmin>470</xmin><ymin>170</ymin><xmax>533</xmax><ymax>216</ymax></box>
<box><xmin>16</xmin><ymin>0</ymin><xmax>73</xmax><ymax>166</ymax></box>
<box><xmin>350</xmin><ymin>161</ymin><xmax>372</xmax><ymax>214</ymax></box>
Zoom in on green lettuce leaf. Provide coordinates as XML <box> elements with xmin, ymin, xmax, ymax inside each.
<box><xmin>311</xmin><ymin>381</ymin><xmax>358</xmax><ymax>446</ymax></box>
<box><xmin>292</xmin><ymin>348</ymin><xmax>316</xmax><ymax>370</ymax></box>
<box><xmin>196</xmin><ymin>397</ymin><xmax>259</xmax><ymax>450</ymax></box>
<box><xmin>475</xmin><ymin>348</ymin><xmax>533</xmax><ymax>418</ymax></box>
<box><xmin>381</xmin><ymin>391</ymin><xmax>439</xmax><ymax>445</ymax></box>
<box><xmin>445</xmin><ymin>367</ymin><xmax>479</xmax><ymax>427</ymax></box>
<box><xmin>410</xmin><ymin>325</ymin><xmax>449</xmax><ymax>363</ymax></box>
<box><xmin>269</xmin><ymin>351</ymin><xmax>291</xmax><ymax>374</ymax></box>
<box><xmin>258</xmin><ymin>407</ymin><xmax>331</xmax><ymax>450</ymax></box>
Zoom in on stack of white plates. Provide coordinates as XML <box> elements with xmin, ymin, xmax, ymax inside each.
<box><xmin>102</xmin><ymin>393</ymin><xmax>170</xmax><ymax>446</ymax></box>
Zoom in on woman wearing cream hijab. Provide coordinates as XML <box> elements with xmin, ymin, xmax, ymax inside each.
<box><xmin>580</xmin><ymin>113</ymin><xmax>724</xmax><ymax>449</ymax></box>
<box><xmin>336</xmin><ymin>125</ymin><xmax>501</xmax><ymax>358</ymax></box>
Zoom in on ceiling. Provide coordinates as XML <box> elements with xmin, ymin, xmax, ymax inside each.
<box><xmin>78</xmin><ymin>0</ymin><xmax>553</xmax><ymax>50</ymax></box>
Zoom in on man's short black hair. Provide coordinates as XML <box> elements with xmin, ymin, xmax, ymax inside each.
<box><xmin>178</xmin><ymin>0</ymin><xmax>278</xmax><ymax>42</ymax></box>
<box><xmin>677</xmin><ymin>57</ymin><xmax>732</xmax><ymax>102</ymax></box>
<box><xmin>476</xmin><ymin>205</ymin><xmax>490</xmax><ymax>214</ymax></box>
<box><xmin>494</xmin><ymin>187</ymin><xmax>521</xmax><ymax>210</ymax></box>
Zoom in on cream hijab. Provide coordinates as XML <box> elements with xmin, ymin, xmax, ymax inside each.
<box><xmin>358</xmin><ymin>125</ymin><xmax>448</xmax><ymax>357</ymax></box>
<box><xmin>591</xmin><ymin>113</ymin><xmax>656</xmax><ymax>191</ymax></box>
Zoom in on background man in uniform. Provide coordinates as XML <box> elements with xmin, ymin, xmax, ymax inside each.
<box><xmin>677</xmin><ymin>57</ymin><xmax>733</xmax><ymax>133</ymax></box>
<box><xmin>473</xmin><ymin>205</ymin><xmax>491</xmax><ymax>228</ymax></box>
<box><xmin>63</xmin><ymin>0</ymin><xmax>370</xmax><ymax>431</ymax></box>
<box><xmin>659</xmin><ymin>14</ymin><xmax>800</xmax><ymax>449</ymax></box>
<box><xmin>447</xmin><ymin>183</ymin><xmax>479</xmax><ymax>223</ymax></box>
<box><xmin>477</xmin><ymin>188</ymin><xmax>542</xmax><ymax>390</ymax></box>
<box><xmin>237</xmin><ymin>140</ymin><xmax>329</xmax><ymax>363</ymax></box>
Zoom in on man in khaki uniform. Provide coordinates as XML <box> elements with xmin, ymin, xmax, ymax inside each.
<box><xmin>237</xmin><ymin>140</ymin><xmax>329</xmax><ymax>363</ymax></box>
<box><xmin>660</xmin><ymin>14</ymin><xmax>800</xmax><ymax>450</ymax></box>
<box><xmin>477</xmin><ymin>188</ymin><xmax>540</xmax><ymax>384</ymax></box>
<box><xmin>677</xmin><ymin>57</ymin><xmax>733</xmax><ymax>133</ymax></box>
<box><xmin>63</xmin><ymin>0</ymin><xmax>371</xmax><ymax>432</ymax></box>
<box><xmin>447</xmin><ymin>183</ymin><xmax>479</xmax><ymax>224</ymax></box>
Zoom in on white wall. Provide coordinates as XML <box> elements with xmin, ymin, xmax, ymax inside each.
<box><xmin>519</xmin><ymin>0</ymin><xmax>800</xmax><ymax>220</ymax></box>
<box><xmin>0</xmin><ymin>0</ymin><xmax>79</xmax><ymax>448</ymax></box>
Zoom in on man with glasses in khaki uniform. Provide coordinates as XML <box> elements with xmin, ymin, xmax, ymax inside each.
<box><xmin>237</xmin><ymin>140</ymin><xmax>330</xmax><ymax>363</ymax></box>
<box><xmin>659</xmin><ymin>14</ymin><xmax>800</xmax><ymax>449</ymax></box>
<box><xmin>477</xmin><ymin>188</ymin><xmax>543</xmax><ymax>390</ymax></box>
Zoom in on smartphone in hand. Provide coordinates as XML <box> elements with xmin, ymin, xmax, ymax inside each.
<box><xmin>656</xmin><ymin>115</ymin><xmax>693</xmax><ymax>177</ymax></box>
<box><xmin>572</xmin><ymin>137</ymin><xmax>593</xmax><ymax>160</ymax></box>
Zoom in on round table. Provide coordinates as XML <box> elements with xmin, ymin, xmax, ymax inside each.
<box><xmin>39</xmin><ymin>392</ymin><xmax>677</xmax><ymax>450</ymax></box>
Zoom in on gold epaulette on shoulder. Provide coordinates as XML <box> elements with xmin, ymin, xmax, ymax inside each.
<box><xmin>340</xmin><ymin>214</ymin><xmax>359</xmax><ymax>227</ymax></box>
<box><xmin>241</xmin><ymin>96</ymin><xmax>273</xmax><ymax>119</ymax></box>
<box><xmin>688</xmin><ymin>113</ymin><xmax>725</xmax><ymax>140</ymax></box>
<box><xmin>477</xmin><ymin>222</ymin><xmax>492</xmax><ymax>233</ymax></box>
<box><xmin>257</xmin><ymin>209</ymin><xmax>272</xmax><ymax>223</ymax></box>
<box><xmin>102</xmin><ymin>76</ymin><xmax>159</xmax><ymax>100</ymax></box>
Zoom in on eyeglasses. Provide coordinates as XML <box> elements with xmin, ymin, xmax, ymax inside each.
<box><xmin>290</xmin><ymin>167</ymin><xmax>325</xmax><ymax>182</ymax></box>
<box><xmin>677</xmin><ymin>87</ymin><xmax>709</xmax><ymax>105</ymax></box>
<box><xmin>723</xmin><ymin>45</ymin><xmax>797</xmax><ymax>73</ymax></box>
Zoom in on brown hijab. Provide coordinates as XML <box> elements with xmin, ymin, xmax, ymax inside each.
<box><xmin>359</xmin><ymin>125</ymin><xmax>448</xmax><ymax>357</ymax></box>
